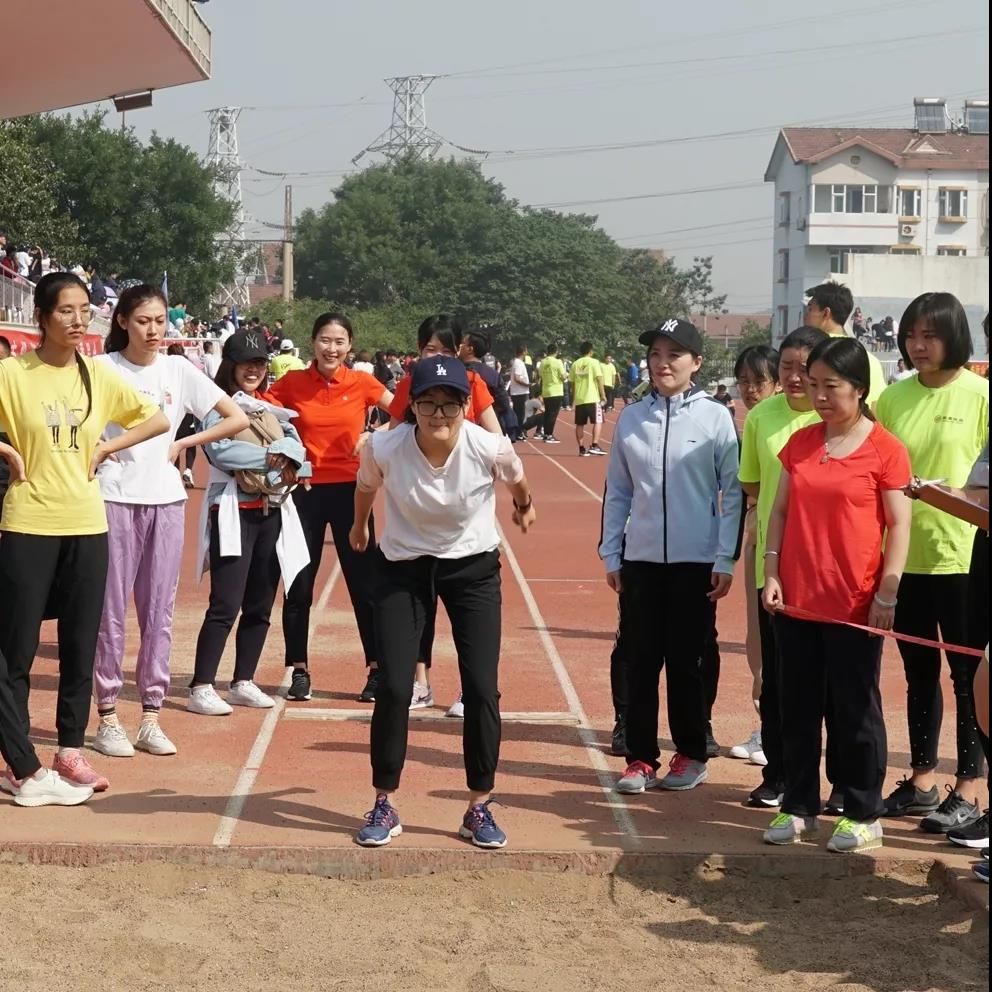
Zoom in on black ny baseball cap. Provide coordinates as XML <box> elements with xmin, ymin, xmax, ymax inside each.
<box><xmin>223</xmin><ymin>331</ymin><xmax>269</xmax><ymax>364</ymax></box>
<box><xmin>639</xmin><ymin>319</ymin><xmax>704</xmax><ymax>356</ymax></box>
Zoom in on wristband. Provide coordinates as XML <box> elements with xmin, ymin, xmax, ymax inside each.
<box><xmin>763</xmin><ymin>550</ymin><xmax>780</xmax><ymax>558</ymax></box>
<box><xmin>513</xmin><ymin>497</ymin><xmax>533</xmax><ymax>512</ymax></box>
<box><xmin>873</xmin><ymin>593</ymin><xmax>897</xmax><ymax>609</ymax></box>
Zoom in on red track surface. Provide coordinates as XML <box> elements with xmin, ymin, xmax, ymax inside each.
<box><xmin>1</xmin><ymin>406</ymin><xmax>987</xmax><ymax>885</ymax></box>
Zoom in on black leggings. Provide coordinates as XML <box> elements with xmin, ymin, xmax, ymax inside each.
<box><xmin>0</xmin><ymin>532</ymin><xmax>109</xmax><ymax>750</ymax></box>
<box><xmin>192</xmin><ymin>508</ymin><xmax>280</xmax><ymax>686</ymax></box>
<box><xmin>371</xmin><ymin>550</ymin><xmax>502</xmax><ymax>792</ymax></box>
<box><xmin>174</xmin><ymin>414</ymin><xmax>198</xmax><ymax>472</ymax></box>
<box><xmin>283</xmin><ymin>482</ymin><xmax>378</xmax><ymax>667</ymax></box>
<box><xmin>895</xmin><ymin>571</ymin><xmax>985</xmax><ymax>779</ymax></box>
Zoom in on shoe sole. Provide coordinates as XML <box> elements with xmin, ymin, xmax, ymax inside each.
<box><xmin>609</xmin><ymin>746</ymin><xmax>626</xmax><ymax>757</ymax></box>
<box><xmin>358</xmin><ymin>695</ymin><xmax>376</xmax><ymax>703</ymax></box>
<box><xmin>616</xmin><ymin>779</ymin><xmax>658</xmax><ymax>794</ymax></box>
<box><xmin>286</xmin><ymin>691</ymin><xmax>312</xmax><ymax>701</ymax></box>
<box><xmin>948</xmin><ymin>834</ymin><xmax>991</xmax><ymax>849</ymax></box>
<box><xmin>764</xmin><ymin>831</ymin><xmax>817</xmax><ymax>845</ymax></box>
<box><xmin>356</xmin><ymin>824</ymin><xmax>402</xmax><ymax>847</ymax></box>
<box><xmin>458</xmin><ymin>826</ymin><xmax>507</xmax><ymax>848</ymax></box>
<box><xmin>883</xmin><ymin>804</ymin><xmax>940</xmax><ymax>818</ymax></box>
<box><xmin>745</xmin><ymin>796</ymin><xmax>783</xmax><ymax>808</ymax></box>
<box><xmin>828</xmin><ymin>837</ymin><xmax>882</xmax><ymax>853</ymax></box>
<box><xmin>728</xmin><ymin>750</ymin><xmax>751</xmax><ymax>760</ymax></box>
<box><xmin>921</xmin><ymin>817</ymin><xmax>981</xmax><ymax>835</ymax></box>
<box><xmin>445</xmin><ymin>710</ymin><xmax>464</xmax><ymax>719</ymax></box>
<box><xmin>90</xmin><ymin>743</ymin><xmax>136</xmax><ymax>758</ymax></box>
<box><xmin>53</xmin><ymin>776</ymin><xmax>109</xmax><ymax>793</ymax></box>
<box><xmin>186</xmin><ymin>705</ymin><xmax>233</xmax><ymax>716</ymax></box>
<box><xmin>409</xmin><ymin>700</ymin><xmax>434</xmax><ymax>711</ymax></box>
<box><xmin>748</xmin><ymin>755</ymin><xmax>769</xmax><ymax>767</ymax></box>
<box><xmin>229</xmin><ymin>698</ymin><xmax>276</xmax><ymax>709</ymax></box>
<box><xmin>135</xmin><ymin>740</ymin><xmax>178</xmax><ymax>756</ymax></box>
<box><xmin>660</xmin><ymin>771</ymin><xmax>708</xmax><ymax>792</ymax></box>
<box><xmin>14</xmin><ymin>790</ymin><xmax>94</xmax><ymax>808</ymax></box>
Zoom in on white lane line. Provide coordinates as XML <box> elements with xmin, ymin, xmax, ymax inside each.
<box><xmin>285</xmin><ymin>709</ymin><xmax>579</xmax><ymax>725</ymax></box>
<box><xmin>524</xmin><ymin>440</ymin><xmax>603</xmax><ymax>503</ymax></box>
<box><xmin>212</xmin><ymin>560</ymin><xmax>342</xmax><ymax>848</ymax></box>
<box><xmin>497</xmin><ymin>522</ymin><xmax>639</xmax><ymax>847</ymax></box>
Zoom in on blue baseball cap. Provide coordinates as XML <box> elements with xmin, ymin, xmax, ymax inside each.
<box><xmin>410</xmin><ymin>355</ymin><xmax>471</xmax><ymax>398</ymax></box>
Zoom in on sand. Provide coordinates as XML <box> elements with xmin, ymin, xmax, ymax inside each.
<box><xmin>0</xmin><ymin>861</ymin><xmax>986</xmax><ymax>992</ymax></box>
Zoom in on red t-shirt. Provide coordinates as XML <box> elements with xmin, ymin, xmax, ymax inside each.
<box><xmin>388</xmin><ymin>366</ymin><xmax>494</xmax><ymax>425</ymax></box>
<box><xmin>778</xmin><ymin>421</ymin><xmax>911</xmax><ymax>624</ymax></box>
<box><xmin>269</xmin><ymin>364</ymin><xmax>385</xmax><ymax>484</ymax></box>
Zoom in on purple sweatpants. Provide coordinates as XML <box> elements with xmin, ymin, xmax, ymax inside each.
<box><xmin>93</xmin><ymin>501</ymin><xmax>187</xmax><ymax>710</ymax></box>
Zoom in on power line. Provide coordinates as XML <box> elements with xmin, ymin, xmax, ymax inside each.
<box><xmin>535</xmin><ymin>180</ymin><xmax>765</xmax><ymax>210</ymax></box>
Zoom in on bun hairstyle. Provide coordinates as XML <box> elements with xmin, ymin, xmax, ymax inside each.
<box><xmin>805</xmin><ymin>336</ymin><xmax>875</xmax><ymax>421</ymax></box>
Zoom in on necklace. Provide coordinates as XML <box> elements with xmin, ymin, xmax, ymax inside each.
<box><xmin>820</xmin><ymin>415</ymin><xmax>862</xmax><ymax>464</ymax></box>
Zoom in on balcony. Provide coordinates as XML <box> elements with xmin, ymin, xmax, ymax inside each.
<box><xmin>805</xmin><ymin>211</ymin><xmax>899</xmax><ymax>248</ymax></box>
<box><xmin>0</xmin><ymin>0</ymin><xmax>211</xmax><ymax>120</ymax></box>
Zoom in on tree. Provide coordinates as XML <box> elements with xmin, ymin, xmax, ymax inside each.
<box><xmin>737</xmin><ymin>318</ymin><xmax>772</xmax><ymax>352</ymax></box>
<box><xmin>15</xmin><ymin>112</ymin><xmax>238</xmax><ymax>314</ymax></box>
<box><xmin>0</xmin><ymin>120</ymin><xmax>83</xmax><ymax>263</ymax></box>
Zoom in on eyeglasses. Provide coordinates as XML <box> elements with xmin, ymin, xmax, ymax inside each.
<box><xmin>53</xmin><ymin>308</ymin><xmax>93</xmax><ymax>326</ymax></box>
<box><xmin>413</xmin><ymin>399</ymin><xmax>464</xmax><ymax>418</ymax></box>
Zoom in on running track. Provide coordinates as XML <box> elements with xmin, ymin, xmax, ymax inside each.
<box><xmin>2</xmin><ymin>407</ymin><xmax>986</xmax><ymax>885</ymax></box>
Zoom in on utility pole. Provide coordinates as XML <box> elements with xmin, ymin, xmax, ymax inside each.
<box><xmin>282</xmin><ymin>184</ymin><xmax>294</xmax><ymax>302</ymax></box>
<box><xmin>207</xmin><ymin>106</ymin><xmax>251</xmax><ymax>312</ymax></box>
<box><xmin>352</xmin><ymin>75</ymin><xmax>446</xmax><ymax>165</ymax></box>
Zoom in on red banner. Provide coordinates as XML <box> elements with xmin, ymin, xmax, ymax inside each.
<box><xmin>0</xmin><ymin>324</ymin><xmax>104</xmax><ymax>357</ymax></box>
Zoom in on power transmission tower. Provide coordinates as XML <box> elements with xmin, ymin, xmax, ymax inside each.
<box><xmin>352</xmin><ymin>75</ymin><xmax>446</xmax><ymax>165</ymax></box>
<box><xmin>207</xmin><ymin>106</ymin><xmax>251</xmax><ymax>311</ymax></box>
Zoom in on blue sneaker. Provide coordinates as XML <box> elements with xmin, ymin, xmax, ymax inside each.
<box><xmin>974</xmin><ymin>854</ymin><xmax>989</xmax><ymax>884</ymax></box>
<box><xmin>356</xmin><ymin>794</ymin><xmax>402</xmax><ymax>847</ymax></box>
<box><xmin>459</xmin><ymin>799</ymin><xmax>507</xmax><ymax>849</ymax></box>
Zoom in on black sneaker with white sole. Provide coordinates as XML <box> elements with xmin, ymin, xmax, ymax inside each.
<box><xmin>705</xmin><ymin>725</ymin><xmax>720</xmax><ymax>759</ymax></box>
<box><xmin>883</xmin><ymin>777</ymin><xmax>940</xmax><ymax>817</ymax></box>
<box><xmin>358</xmin><ymin>668</ymin><xmax>380</xmax><ymax>703</ymax></box>
<box><xmin>947</xmin><ymin>810</ymin><xmax>989</xmax><ymax>849</ymax></box>
<box><xmin>610</xmin><ymin>717</ymin><xmax>627</xmax><ymax>757</ymax></box>
<box><xmin>823</xmin><ymin>788</ymin><xmax>844</xmax><ymax>815</ymax></box>
<box><xmin>287</xmin><ymin>668</ymin><xmax>312</xmax><ymax>701</ymax></box>
<box><xmin>744</xmin><ymin>783</ymin><xmax>783</xmax><ymax>808</ymax></box>
<box><xmin>920</xmin><ymin>790</ymin><xmax>982</xmax><ymax>835</ymax></box>
<box><xmin>588</xmin><ymin>444</ymin><xmax>606</xmax><ymax>456</ymax></box>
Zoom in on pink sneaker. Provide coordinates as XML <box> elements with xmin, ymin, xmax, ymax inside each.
<box><xmin>53</xmin><ymin>751</ymin><xmax>110</xmax><ymax>792</ymax></box>
<box><xmin>0</xmin><ymin>766</ymin><xmax>24</xmax><ymax>796</ymax></box>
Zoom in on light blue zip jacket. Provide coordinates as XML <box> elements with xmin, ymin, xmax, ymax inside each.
<box><xmin>599</xmin><ymin>386</ymin><xmax>742</xmax><ymax>575</ymax></box>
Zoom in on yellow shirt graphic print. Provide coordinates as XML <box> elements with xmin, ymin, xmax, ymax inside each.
<box><xmin>0</xmin><ymin>352</ymin><xmax>159</xmax><ymax>536</ymax></box>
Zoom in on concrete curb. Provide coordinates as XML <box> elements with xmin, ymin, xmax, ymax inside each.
<box><xmin>0</xmin><ymin>841</ymin><xmax>985</xmax><ymax>910</ymax></box>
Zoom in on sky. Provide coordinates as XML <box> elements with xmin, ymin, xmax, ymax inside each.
<box><xmin>113</xmin><ymin>0</ymin><xmax>989</xmax><ymax>313</ymax></box>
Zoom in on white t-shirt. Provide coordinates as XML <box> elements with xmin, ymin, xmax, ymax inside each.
<box><xmin>202</xmin><ymin>352</ymin><xmax>221</xmax><ymax>379</ymax></box>
<box><xmin>509</xmin><ymin>357</ymin><xmax>531</xmax><ymax>397</ymax></box>
<box><xmin>96</xmin><ymin>353</ymin><xmax>224</xmax><ymax>505</ymax></box>
<box><xmin>353</xmin><ymin>361</ymin><xmax>375</xmax><ymax>375</ymax></box>
<box><xmin>357</xmin><ymin>421</ymin><xmax>524</xmax><ymax>561</ymax></box>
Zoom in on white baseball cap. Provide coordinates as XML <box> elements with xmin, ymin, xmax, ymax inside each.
<box><xmin>280</xmin><ymin>338</ymin><xmax>294</xmax><ymax>352</ymax></box>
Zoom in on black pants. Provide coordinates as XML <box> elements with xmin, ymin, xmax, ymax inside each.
<box><xmin>621</xmin><ymin>561</ymin><xmax>713</xmax><ymax>767</ymax></box>
<box><xmin>174</xmin><ymin>414</ymin><xmax>198</xmax><ymax>472</ymax></box>
<box><xmin>193</xmin><ymin>508</ymin><xmax>280</xmax><ymax>686</ymax></box>
<box><xmin>371</xmin><ymin>550</ymin><xmax>502</xmax><ymax>792</ymax></box>
<box><xmin>0</xmin><ymin>532</ymin><xmax>109</xmax><ymax>750</ymax></box>
<box><xmin>283</xmin><ymin>482</ymin><xmax>378</xmax><ymax>667</ymax></box>
<box><xmin>701</xmin><ymin>622</ymin><xmax>720</xmax><ymax>724</ymax></box>
<box><xmin>969</xmin><ymin>531</ymin><xmax>990</xmax><ymax>775</ymax></box>
<box><xmin>521</xmin><ymin>414</ymin><xmax>544</xmax><ymax>436</ymax></box>
<box><xmin>542</xmin><ymin>396</ymin><xmax>563</xmax><ymax>438</ymax></box>
<box><xmin>895</xmin><ymin>571</ymin><xmax>985</xmax><ymax>779</ymax></box>
<box><xmin>775</xmin><ymin>614</ymin><xmax>886</xmax><ymax>821</ymax></box>
<box><xmin>510</xmin><ymin>395</ymin><xmax>528</xmax><ymax>438</ymax></box>
<box><xmin>604</xmin><ymin>386</ymin><xmax>615</xmax><ymax>411</ymax></box>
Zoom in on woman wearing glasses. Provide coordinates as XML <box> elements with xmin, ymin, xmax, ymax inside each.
<box><xmin>0</xmin><ymin>272</ymin><xmax>169</xmax><ymax>799</ymax></box>
<box><xmin>349</xmin><ymin>356</ymin><xmax>536</xmax><ymax>849</ymax></box>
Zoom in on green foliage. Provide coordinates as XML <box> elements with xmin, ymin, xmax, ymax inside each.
<box><xmin>737</xmin><ymin>318</ymin><xmax>772</xmax><ymax>352</ymax></box>
<box><xmin>0</xmin><ymin>120</ymin><xmax>83</xmax><ymax>261</ymax></box>
<box><xmin>294</xmin><ymin>157</ymin><xmax>721</xmax><ymax>358</ymax></box>
<box><xmin>3</xmin><ymin>112</ymin><xmax>238</xmax><ymax>314</ymax></box>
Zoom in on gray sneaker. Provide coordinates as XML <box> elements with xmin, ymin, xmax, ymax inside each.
<box><xmin>616</xmin><ymin>760</ymin><xmax>658</xmax><ymax>794</ymax></box>
<box><xmin>920</xmin><ymin>789</ymin><xmax>982</xmax><ymax>835</ymax></box>
<box><xmin>659</xmin><ymin>754</ymin><xmax>708</xmax><ymax>791</ymax></box>
<box><xmin>763</xmin><ymin>813</ymin><xmax>819</xmax><ymax>845</ymax></box>
<box><xmin>827</xmin><ymin>817</ymin><xmax>883</xmax><ymax>853</ymax></box>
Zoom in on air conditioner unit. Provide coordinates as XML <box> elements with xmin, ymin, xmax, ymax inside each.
<box><xmin>900</xmin><ymin>223</ymin><xmax>917</xmax><ymax>236</ymax></box>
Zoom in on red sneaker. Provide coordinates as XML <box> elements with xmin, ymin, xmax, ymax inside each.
<box><xmin>53</xmin><ymin>751</ymin><xmax>110</xmax><ymax>792</ymax></box>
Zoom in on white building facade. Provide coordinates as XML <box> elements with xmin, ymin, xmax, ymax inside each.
<box><xmin>764</xmin><ymin>100</ymin><xmax>989</xmax><ymax>345</ymax></box>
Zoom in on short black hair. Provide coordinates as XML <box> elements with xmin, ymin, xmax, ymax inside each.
<box><xmin>733</xmin><ymin>344</ymin><xmax>779</xmax><ymax>382</ymax></box>
<box><xmin>806</xmin><ymin>282</ymin><xmax>854</xmax><ymax>326</ymax></box>
<box><xmin>546</xmin><ymin>343</ymin><xmax>558</xmax><ymax>355</ymax></box>
<box><xmin>463</xmin><ymin>329</ymin><xmax>490</xmax><ymax>358</ymax></box>
<box><xmin>0</xmin><ymin>335</ymin><xmax>11</xmax><ymax>354</ymax></box>
<box><xmin>898</xmin><ymin>292</ymin><xmax>974</xmax><ymax>371</ymax></box>
<box><xmin>579</xmin><ymin>340</ymin><xmax>593</xmax><ymax>355</ymax></box>
<box><xmin>780</xmin><ymin>325</ymin><xmax>829</xmax><ymax>355</ymax></box>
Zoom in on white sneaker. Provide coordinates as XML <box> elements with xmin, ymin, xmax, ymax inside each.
<box><xmin>13</xmin><ymin>770</ymin><xmax>94</xmax><ymax>808</ymax></box>
<box><xmin>135</xmin><ymin>721</ymin><xmax>178</xmax><ymax>755</ymax></box>
<box><xmin>729</xmin><ymin>728</ymin><xmax>767</xmax><ymax>766</ymax></box>
<box><xmin>228</xmin><ymin>680</ymin><xmax>275</xmax><ymax>709</ymax></box>
<box><xmin>445</xmin><ymin>693</ymin><xmax>464</xmax><ymax>719</ymax></box>
<box><xmin>187</xmin><ymin>684</ymin><xmax>234</xmax><ymax>716</ymax></box>
<box><xmin>182</xmin><ymin>468</ymin><xmax>195</xmax><ymax>488</ymax></box>
<box><xmin>409</xmin><ymin>681</ymin><xmax>434</xmax><ymax>710</ymax></box>
<box><xmin>91</xmin><ymin>720</ymin><xmax>135</xmax><ymax>758</ymax></box>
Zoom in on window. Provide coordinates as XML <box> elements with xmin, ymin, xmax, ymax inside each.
<box><xmin>778</xmin><ymin>192</ymin><xmax>791</xmax><ymax>226</ymax></box>
<box><xmin>937</xmin><ymin>246</ymin><xmax>967</xmax><ymax>256</ymax></box>
<box><xmin>777</xmin><ymin>249</ymin><xmax>790</xmax><ymax>282</ymax></box>
<box><xmin>889</xmin><ymin>245</ymin><xmax>921</xmax><ymax>255</ymax></box>
<box><xmin>938</xmin><ymin>188</ymin><xmax>968</xmax><ymax>220</ymax></box>
<box><xmin>899</xmin><ymin>188</ymin><xmax>921</xmax><ymax>218</ymax></box>
<box><xmin>828</xmin><ymin>247</ymin><xmax>873</xmax><ymax>275</ymax></box>
<box><xmin>812</xmin><ymin>183</ymin><xmax>891</xmax><ymax>213</ymax></box>
<box><xmin>777</xmin><ymin>306</ymin><xmax>789</xmax><ymax>335</ymax></box>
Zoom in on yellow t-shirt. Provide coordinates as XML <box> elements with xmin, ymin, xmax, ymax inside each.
<box><xmin>828</xmin><ymin>332</ymin><xmax>885</xmax><ymax>408</ymax></box>
<box><xmin>875</xmin><ymin>369</ymin><xmax>989</xmax><ymax>574</ymax></box>
<box><xmin>0</xmin><ymin>352</ymin><xmax>159</xmax><ymax>536</ymax></box>
<box><xmin>738</xmin><ymin>393</ymin><xmax>820</xmax><ymax>586</ymax></box>
<box><xmin>600</xmin><ymin>361</ymin><xmax>618</xmax><ymax>389</ymax></box>
<box><xmin>570</xmin><ymin>356</ymin><xmax>603</xmax><ymax>406</ymax></box>
<box><xmin>270</xmin><ymin>353</ymin><xmax>306</xmax><ymax>380</ymax></box>
<box><xmin>538</xmin><ymin>356</ymin><xmax>565</xmax><ymax>399</ymax></box>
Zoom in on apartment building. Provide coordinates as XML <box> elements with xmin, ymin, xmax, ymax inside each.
<box><xmin>764</xmin><ymin>98</ymin><xmax>989</xmax><ymax>342</ymax></box>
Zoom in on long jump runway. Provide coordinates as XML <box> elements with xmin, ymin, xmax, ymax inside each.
<box><xmin>1</xmin><ymin>409</ymin><xmax>987</xmax><ymax>908</ymax></box>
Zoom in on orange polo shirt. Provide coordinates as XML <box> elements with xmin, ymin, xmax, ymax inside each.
<box><xmin>388</xmin><ymin>367</ymin><xmax>494</xmax><ymax>424</ymax></box>
<box><xmin>270</xmin><ymin>363</ymin><xmax>385</xmax><ymax>484</ymax></box>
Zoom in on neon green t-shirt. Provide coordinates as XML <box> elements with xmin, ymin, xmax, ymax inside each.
<box><xmin>570</xmin><ymin>355</ymin><xmax>603</xmax><ymax>406</ymax></box>
<box><xmin>601</xmin><ymin>361</ymin><xmax>618</xmax><ymax>389</ymax></box>
<box><xmin>875</xmin><ymin>369</ymin><xmax>989</xmax><ymax>574</ymax></box>
<box><xmin>539</xmin><ymin>356</ymin><xmax>565</xmax><ymax>398</ymax></box>
<box><xmin>739</xmin><ymin>393</ymin><xmax>820</xmax><ymax>587</ymax></box>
